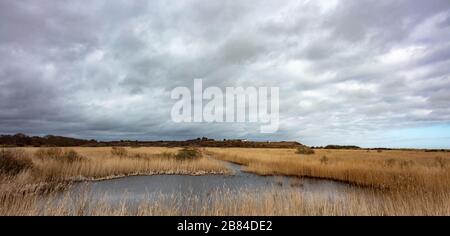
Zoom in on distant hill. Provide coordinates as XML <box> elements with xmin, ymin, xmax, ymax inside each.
<box><xmin>0</xmin><ymin>134</ymin><xmax>304</xmax><ymax>149</ymax></box>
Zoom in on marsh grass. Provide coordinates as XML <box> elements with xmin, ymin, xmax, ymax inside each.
<box><xmin>0</xmin><ymin>147</ymin><xmax>230</xmax><ymax>197</ymax></box>
<box><xmin>111</xmin><ymin>147</ymin><xmax>128</xmax><ymax>157</ymax></box>
<box><xmin>35</xmin><ymin>148</ymin><xmax>85</xmax><ymax>163</ymax></box>
<box><xmin>207</xmin><ymin>148</ymin><xmax>450</xmax><ymax>192</ymax></box>
<box><xmin>2</xmin><ymin>147</ymin><xmax>450</xmax><ymax>216</ymax></box>
<box><xmin>1</xmin><ymin>187</ymin><xmax>449</xmax><ymax>216</ymax></box>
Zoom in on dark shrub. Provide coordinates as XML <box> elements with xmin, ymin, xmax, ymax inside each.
<box><xmin>111</xmin><ymin>147</ymin><xmax>128</xmax><ymax>157</ymax></box>
<box><xmin>296</xmin><ymin>146</ymin><xmax>315</xmax><ymax>155</ymax></box>
<box><xmin>324</xmin><ymin>145</ymin><xmax>361</xmax><ymax>149</ymax></box>
<box><xmin>175</xmin><ymin>147</ymin><xmax>202</xmax><ymax>160</ymax></box>
<box><xmin>35</xmin><ymin>147</ymin><xmax>64</xmax><ymax>160</ymax></box>
<box><xmin>35</xmin><ymin>148</ymin><xmax>84</xmax><ymax>162</ymax></box>
<box><xmin>0</xmin><ymin>149</ymin><xmax>33</xmax><ymax>175</ymax></box>
<box><xmin>320</xmin><ymin>155</ymin><xmax>329</xmax><ymax>164</ymax></box>
<box><xmin>63</xmin><ymin>149</ymin><xmax>85</xmax><ymax>162</ymax></box>
<box><xmin>160</xmin><ymin>152</ymin><xmax>175</xmax><ymax>159</ymax></box>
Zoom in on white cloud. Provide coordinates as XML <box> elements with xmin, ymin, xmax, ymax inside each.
<box><xmin>378</xmin><ymin>46</ymin><xmax>427</xmax><ymax>64</ymax></box>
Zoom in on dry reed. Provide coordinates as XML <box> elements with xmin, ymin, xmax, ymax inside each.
<box><xmin>207</xmin><ymin>148</ymin><xmax>450</xmax><ymax>192</ymax></box>
<box><xmin>1</xmin><ymin>187</ymin><xmax>449</xmax><ymax>216</ymax></box>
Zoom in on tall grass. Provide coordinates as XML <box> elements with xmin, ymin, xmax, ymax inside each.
<box><xmin>1</xmin><ymin>187</ymin><xmax>449</xmax><ymax>216</ymax></box>
<box><xmin>2</xmin><ymin>147</ymin><xmax>450</xmax><ymax>216</ymax></box>
<box><xmin>0</xmin><ymin>147</ymin><xmax>230</xmax><ymax>195</ymax></box>
<box><xmin>35</xmin><ymin>147</ymin><xmax>85</xmax><ymax>162</ymax></box>
<box><xmin>207</xmin><ymin>148</ymin><xmax>450</xmax><ymax>192</ymax></box>
<box><xmin>111</xmin><ymin>147</ymin><xmax>127</xmax><ymax>157</ymax></box>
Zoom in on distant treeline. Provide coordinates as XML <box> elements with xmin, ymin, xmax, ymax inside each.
<box><xmin>2</xmin><ymin>134</ymin><xmax>448</xmax><ymax>151</ymax></box>
<box><xmin>310</xmin><ymin>145</ymin><xmax>361</xmax><ymax>149</ymax></box>
<box><xmin>323</xmin><ymin>145</ymin><xmax>361</xmax><ymax>149</ymax></box>
<box><xmin>0</xmin><ymin>134</ymin><xmax>304</xmax><ymax>149</ymax></box>
<box><xmin>311</xmin><ymin>144</ymin><xmax>450</xmax><ymax>152</ymax></box>
<box><xmin>0</xmin><ymin>133</ymin><xmax>98</xmax><ymax>147</ymax></box>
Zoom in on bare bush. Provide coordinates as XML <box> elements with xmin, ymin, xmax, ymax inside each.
<box><xmin>63</xmin><ymin>149</ymin><xmax>85</xmax><ymax>162</ymax></box>
<box><xmin>0</xmin><ymin>149</ymin><xmax>33</xmax><ymax>175</ymax></box>
<box><xmin>296</xmin><ymin>146</ymin><xmax>315</xmax><ymax>155</ymax></box>
<box><xmin>111</xmin><ymin>147</ymin><xmax>128</xmax><ymax>157</ymax></box>
<box><xmin>175</xmin><ymin>147</ymin><xmax>202</xmax><ymax>160</ymax></box>
<box><xmin>35</xmin><ymin>148</ymin><xmax>84</xmax><ymax>162</ymax></box>
<box><xmin>35</xmin><ymin>147</ymin><xmax>63</xmax><ymax>160</ymax></box>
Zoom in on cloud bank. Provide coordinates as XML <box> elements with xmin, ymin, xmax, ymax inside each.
<box><xmin>1</xmin><ymin>0</ymin><xmax>450</xmax><ymax>147</ymax></box>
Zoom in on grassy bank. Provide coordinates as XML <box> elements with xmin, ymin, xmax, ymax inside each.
<box><xmin>207</xmin><ymin>148</ymin><xmax>450</xmax><ymax>192</ymax></box>
<box><xmin>0</xmin><ymin>147</ymin><xmax>230</xmax><ymax>195</ymax></box>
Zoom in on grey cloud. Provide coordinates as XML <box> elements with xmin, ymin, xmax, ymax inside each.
<box><xmin>1</xmin><ymin>0</ymin><xmax>450</xmax><ymax>147</ymax></box>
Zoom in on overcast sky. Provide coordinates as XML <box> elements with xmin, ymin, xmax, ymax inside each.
<box><xmin>1</xmin><ymin>0</ymin><xmax>450</xmax><ymax>148</ymax></box>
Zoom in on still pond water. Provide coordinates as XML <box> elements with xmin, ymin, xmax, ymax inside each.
<box><xmin>64</xmin><ymin>162</ymin><xmax>360</xmax><ymax>207</ymax></box>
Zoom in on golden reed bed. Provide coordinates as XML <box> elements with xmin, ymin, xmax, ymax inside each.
<box><xmin>0</xmin><ymin>147</ymin><xmax>230</xmax><ymax>194</ymax></box>
<box><xmin>2</xmin><ymin>187</ymin><xmax>449</xmax><ymax>216</ymax></box>
<box><xmin>1</xmin><ymin>147</ymin><xmax>450</xmax><ymax>215</ymax></box>
<box><xmin>207</xmin><ymin>148</ymin><xmax>450</xmax><ymax>192</ymax></box>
